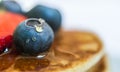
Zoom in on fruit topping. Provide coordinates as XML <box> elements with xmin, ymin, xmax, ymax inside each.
<box><xmin>0</xmin><ymin>35</ymin><xmax>13</xmax><ymax>53</ymax></box>
<box><xmin>4</xmin><ymin>35</ymin><xmax>13</xmax><ymax>48</ymax></box>
<box><xmin>0</xmin><ymin>0</ymin><xmax>23</xmax><ymax>14</ymax></box>
<box><xmin>13</xmin><ymin>18</ymin><xmax>54</xmax><ymax>56</ymax></box>
<box><xmin>0</xmin><ymin>38</ymin><xmax>6</xmax><ymax>52</ymax></box>
<box><xmin>25</xmin><ymin>5</ymin><xmax>62</xmax><ymax>32</ymax></box>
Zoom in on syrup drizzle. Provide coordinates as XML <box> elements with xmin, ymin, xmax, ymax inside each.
<box><xmin>0</xmin><ymin>47</ymin><xmax>49</xmax><ymax>71</ymax></box>
<box><xmin>0</xmin><ymin>48</ymin><xmax>18</xmax><ymax>71</ymax></box>
<box><xmin>14</xmin><ymin>57</ymin><xmax>49</xmax><ymax>71</ymax></box>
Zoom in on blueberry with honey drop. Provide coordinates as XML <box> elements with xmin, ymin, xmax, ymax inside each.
<box><xmin>13</xmin><ymin>18</ymin><xmax>54</xmax><ymax>56</ymax></box>
<box><xmin>25</xmin><ymin>5</ymin><xmax>62</xmax><ymax>33</ymax></box>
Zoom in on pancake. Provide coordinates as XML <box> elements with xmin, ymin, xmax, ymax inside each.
<box><xmin>0</xmin><ymin>30</ymin><xmax>104</xmax><ymax>72</ymax></box>
<box><xmin>87</xmin><ymin>56</ymin><xmax>109</xmax><ymax>72</ymax></box>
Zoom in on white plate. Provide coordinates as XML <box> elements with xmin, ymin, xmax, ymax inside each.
<box><xmin>109</xmin><ymin>56</ymin><xmax>120</xmax><ymax>72</ymax></box>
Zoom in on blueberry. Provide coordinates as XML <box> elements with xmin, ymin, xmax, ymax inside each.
<box><xmin>25</xmin><ymin>5</ymin><xmax>62</xmax><ymax>33</ymax></box>
<box><xmin>13</xmin><ymin>18</ymin><xmax>54</xmax><ymax>56</ymax></box>
<box><xmin>0</xmin><ymin>1</ymin><xmax>23</xmax><ymax>14</ymax></box>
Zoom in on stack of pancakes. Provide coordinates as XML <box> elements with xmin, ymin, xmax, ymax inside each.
<box><xmin>1</xmin><ymin>30</ymin><xmax>108</xmax><ymax>72</ymax></box>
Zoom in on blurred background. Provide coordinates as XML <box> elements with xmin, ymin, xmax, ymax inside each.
<box><xmin>1</xmin><ymin>0</ymin><xmax>120</xmax><ymax>71</ymax></box>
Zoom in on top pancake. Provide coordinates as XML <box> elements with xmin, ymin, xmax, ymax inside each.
<box><xmin>2</xmin><ymin>30</ymin><xmax>104</xmax><ymax>72</ymax></box>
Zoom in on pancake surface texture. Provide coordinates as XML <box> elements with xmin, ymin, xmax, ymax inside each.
<box><xmin>87</xmin><ymin>56</ymin><xmax>109</xmax><ymax>72</ymax></box>
<box><xmin>1</xmin><ymin>30</ymin><xmax>104</xmax><ymax>72</ymax></box>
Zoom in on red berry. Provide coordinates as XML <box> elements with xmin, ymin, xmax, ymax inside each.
<box><xmin>0</xmin><ymin>38</ymin><xmax>6</xmax><ymax>51</ymax></box>
<box><xmin>0</xmin><ymin>35</ymin><xmax>13</xmax><ymax>52</ymax></box>
<box><xmin>4</xmin><ymin>35</ymin><xmax>13</xmax><ymax>48</ymax></box>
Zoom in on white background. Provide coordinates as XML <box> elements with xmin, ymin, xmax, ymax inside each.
<box><xmin>17</xmin><ymin>0</ymin><xmax>120</xmax><ymax>71</ymax></box>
